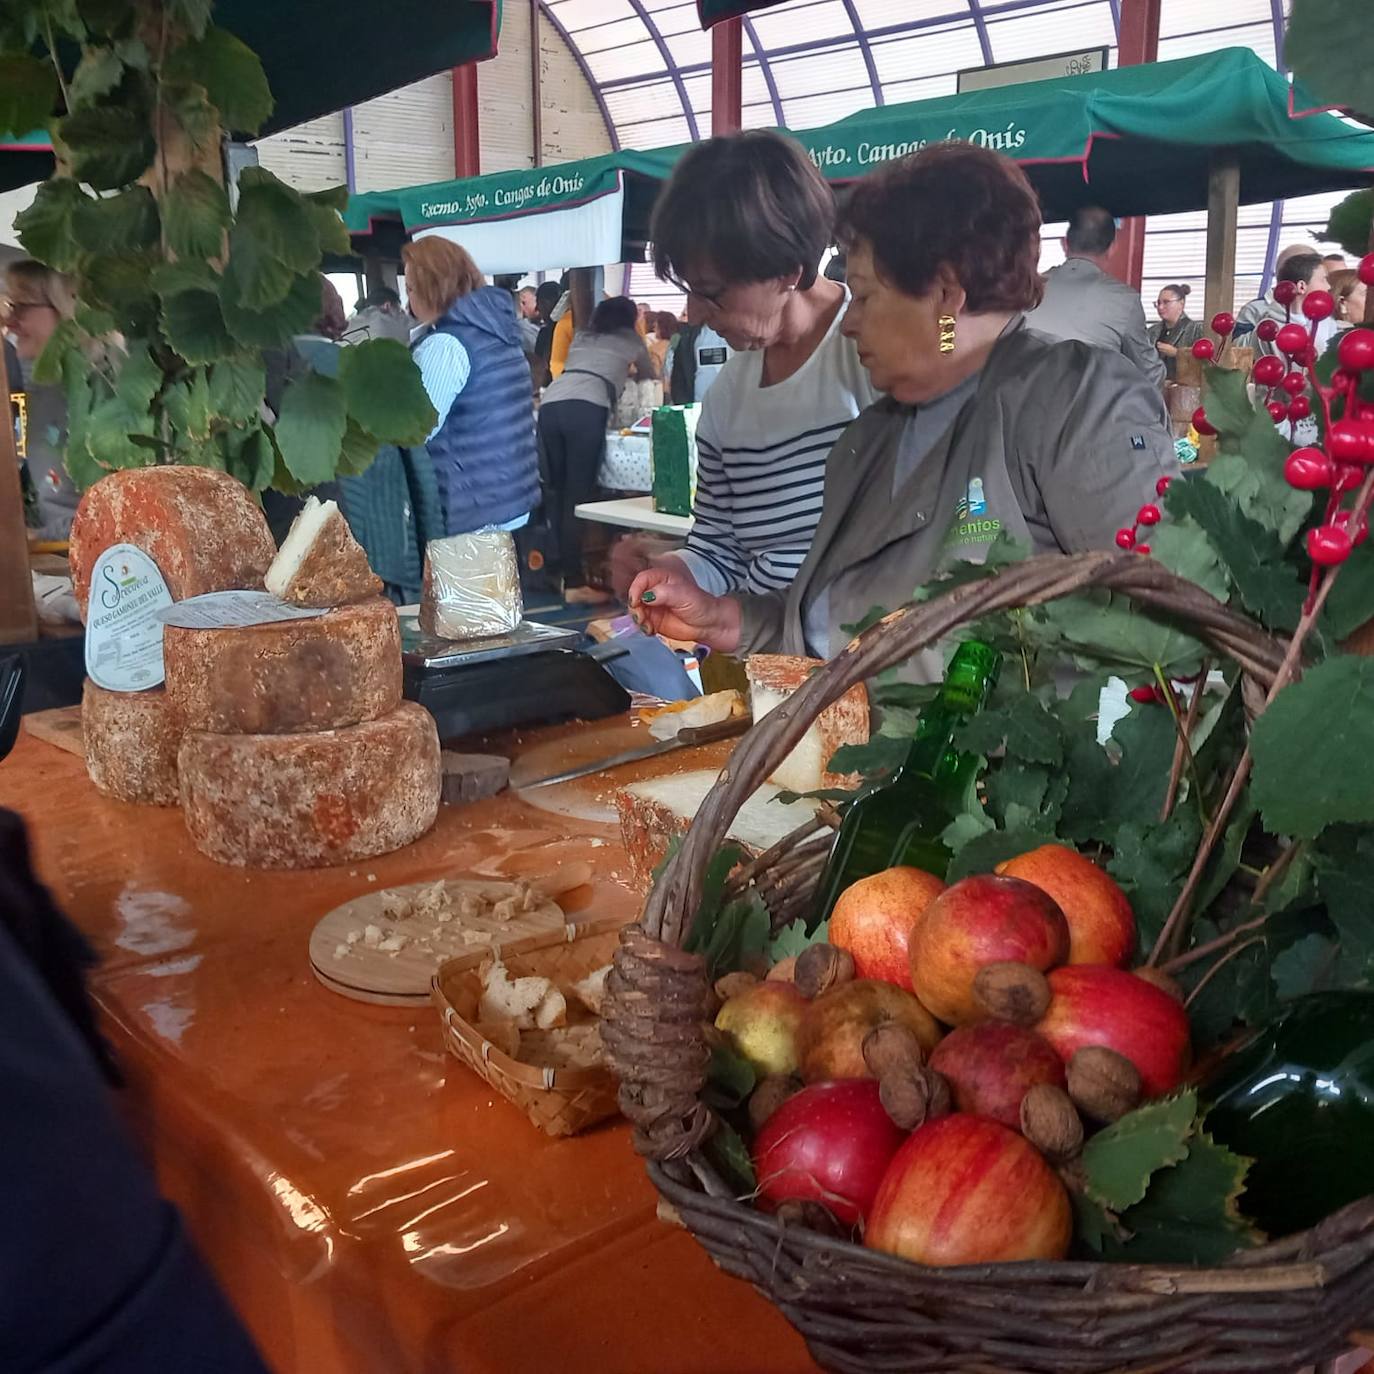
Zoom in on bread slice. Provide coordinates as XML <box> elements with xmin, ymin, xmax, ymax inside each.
<box><xmin>266</xmin><ymin>496</ymin><xmax>382</xmax><ymax>607</ymax></box>
<box><xmin>746</xmin><ymin>654</ymin><xmax>869</xmax><ymax>795</ymax></box>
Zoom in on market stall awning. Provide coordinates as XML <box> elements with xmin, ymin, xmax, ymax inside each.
<box><xmin>344</xmin><ymin>48</ymin><xmax>1374</xmax><ymax>272</ymax></box>
<box><xmin>696</xmin><ymin>0</ymin><xmax>786</xmax><ymax>24</ymax></box>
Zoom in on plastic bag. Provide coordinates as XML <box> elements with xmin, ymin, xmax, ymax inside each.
<box><xmin>419</xmin><ymin>528</ymin><xmax>523</xmax><ymax>641</ymax></box>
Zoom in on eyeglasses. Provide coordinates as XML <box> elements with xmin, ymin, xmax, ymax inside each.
<box><xmin>1155</xmin><ymin>298</ymin><xmax>1180</xmax><ymax>308</ymax></box>
<box><xmin>3</xmin><ymin>300</ymin><xmax>55</xmax><ymax>320</ymax></box>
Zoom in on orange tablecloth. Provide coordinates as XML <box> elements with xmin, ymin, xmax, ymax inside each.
<box><xmin>10</xmin><ymin>726</ymin><xmax>814</xmax><ymax>1374</ymax></box>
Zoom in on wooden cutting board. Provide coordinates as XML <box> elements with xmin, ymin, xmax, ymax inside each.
<box><xmin>24</xmin><ymin>705</ymin><xmax>84</xmax><ymax>759</ymax></box>
<box><xmin>309</xmin><ymin>872</ymin><xmax>595</xmax><ymax>1006</ymax></box>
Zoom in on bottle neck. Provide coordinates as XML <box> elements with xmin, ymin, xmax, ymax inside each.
<box><xmin>893</xmin><ymin>644</ymin><xmax>999</xmax><ymax>785</ymax></box>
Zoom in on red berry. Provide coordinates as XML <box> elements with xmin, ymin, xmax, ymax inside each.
<box><xmin>1274</xmin><ymin>324</ymin><xmax>1310</xmax><ymax>359</ymax></box>
<box><xmin>1281</xmin><ymin>371</ymin><xmax>1308</xmax><ymax>396</ymax></box>
<box><xmin>1334</xmin><ymin>510</ymin><xmax>1371</xmax><ymax>547</ymax></box>
<box><xmin>1334</xmin><ymin>463</ymin><xmax>1365</xmax><ymax>494</ymax></box>
<box><xmin>1191</xmin><ymin>407</ymin><xmax>1217</xmax><ymax>437</ymax></box>
<box><xmin>1128</xmin><ymin>685</ymin><xmax>1157</xmax><ymax>703</ymax></box>
<box><xmin>1308</xmin><ymin>524</ymin><xmax>1354</xmax><ymax>567</ymax></box>
<box><xmin>1329</xmin><ymin>420</ymin><xmax>1373</xmax><ymax>464</ymax></box>
<box><xmin>1360</xmin><ymin>254</ymin><xmax>1374</xmax><ymax>287</ymax></box>
<box><xmin>1338</xmin><ymin>328</ymin><xmax>1374</xmax><ymax>373</ymax></box>
<box><xmin>1256</xmin><ymin>319</ymin><xmax>1281</xmax><ymax>343</ymax></box>
<box><xmin>1135</xmin><ymin>544</ymin><xmax>1151</xmax><ymax>555</ymax></box>
<box><xmin>1267</xmin><ymin>400</ymin><xmax>1288</xmax><ymax>423</ymax></box>
<box><xmin>1303</xmin><ymin>289</ymin><xmax>1336</xmax><ymax>322</ymax></box>
<box><xmin>1287</xmin><ymin>395</ymin><xmax>1312</xmax><ymax>421</ymax></box>
<box><xmin>1137</xmin><ymin>503</ymin><xmax>1162</xmax><ymax>526</ymax></box>
<box><xmin>1274</xmin><ymin>281</ymin><xmax>1300</xmax><ymax>308</ymax></box>
<box><xmin>1254</xmin><ymin>355</ymin><xmax>1286</xmax><ymax>387</ymax></box>
<box><xmin>1333</xmin><ymin>368</ymin><xmax>1359</xmax><ymax>394</ymax></box>
<box><xmin>1211</xmin><ymin>311</ymin><xmax>1236</xmax><ymax>336</ymax></box>
<box><xmin>1284</xmin><ymin>448</ymin><xmax>1333</xmax><ymax>490</ymax></box>
<box><xmin>1115</xmin><ymin>527</ymin><xmax>1136</xmax><ymax>550</ymax></box>
<box><xmin>1155</xmin><ymin>475</ymin><xmax>1173</xmax><ymax>497</ymax></box>
<box><xmin>1191</xmin><ymin>337</ymin><xmax>1216</xmax><ymax>361</ymax></box>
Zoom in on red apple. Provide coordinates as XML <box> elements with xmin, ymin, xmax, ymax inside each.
<box><xmin>866</xmin><ymin>1115</ymin><xmax>1072</xmax><ymax>1266</ymax></box>
<box><xmin>1035</xmin><ymin>964</ymin><xmax>1191</xmax><ymax>1098</ymax></box>
<box><xmin>829</xmin><ymin>866</ymin><xmax>946</xmax><ymax>988</ymax></box>
<box><xmin>799</xmin><ymin>979</ymin><xmax>943</xmax><ymax>1083</ymax></box>
<box><xmin>753</xmin><ymin>1079</ymin><xmax>908</xmax><ymax>1228</ymax></box>
<box><xmin>996</xmin><ymin>844</ymin><xmax>1136</xmax><ymax>966</ymax></box>
<box><xmin>715</xmin><ymin>981</ymin><xmax>808</xmax><ymax>1078</ymax></box>
<box><xmin>928</xmin><ymin>1022</ymin><xmax>1066</xmax><ymax>1130</ymax></box>
<box><xmin>908</xmin><ymin>875</ymin><xmax>1070</xmax><ymax>1026</ymax></box>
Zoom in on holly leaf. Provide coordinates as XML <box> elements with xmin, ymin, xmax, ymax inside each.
<box><xmin>0</xmin><ymin>55</ymin><xmax>58</xmax><ymax>139</ymax></box>
<box><xmin>275</xmin><ymin>371</ymin><xmax>346</xmax><ymax>486</ymax></box>
<box><xmin>72</xmin><ymin>185</ymin><xmax>159</xmax><ymax>254</ymax></box>
<box><xmin>1286</xmin><ymin>0</ymin><xmax>1374</xmax><ymax>123</ymax></box>
<box><xmin>160</xmin><ymin>287</ymin><xmax>234</xmax><ymax>365</ymax></box>
<box><xmin>768</xmin><ymin>917</ymin><xmax>829</xmax><ymax>962</ymax></box>
<box><xmin>1251</xmin><ymin>656</ymin><xmax>1374</xmax><ymax>839</ymax></box>
<box><xmin>68</xmin><ymin>45</ymin><xmax>124</xmax><ymax>107</ymax></box>
<box><xmin>956</xmin><ymin>693</ymin><xmax>1063</xmax><ymax>768</ymax></box>
<box><xmin>1081</xmin><ymin>1091</ymin><xmax>1196</xmax><ymax>1211</ymax></box>
<box><xmin>945</xmin><ymin>825</ymin><xmax>1057</xmax><ymax>883</ymax></box>
<box><xmin>704</xmin><ymin>1043</ymin><xmax>756</xmax><ymax>1111</ymax></box>
<box><xmin>164</xmin><ymin>26</ymin><xmax>273</xmax><ymax>134</ymax></box>
<box><xmin>338</xmin><ymin>339</ymin><xmax>438</xmax><ymax>446</ymax></box>
<box><xmin>703</xmin><ymin>1121</ymin><xmax>756</xmax><ymax>1197</ymax></box>
<box><xmin>53</xmin><ymin>104</ymin><xmax>155</xmax><ymax>189</ymax></box>
<box><xmin>207</xmin><ymin>356</ymin><xmax>265</xmax><ymax>425</ymax></box>
<box><xmin>14</xmin><ymin>178</ymin><xmax>88</xmax><ymax>271</ymax></box>
<box><xmin>163</xmin><ymin>169</ymin><xmax>230</xmax><ymax>260</ymax></box>
<box><xmin>1106</xmin><ymin>812</ymin><xmax>1202</xmax><ymax>960</ymax></box>
<box><xmin>220</xmin><ymin>268</ymin><xmax>320</xmax><ymax>349</ymax></box>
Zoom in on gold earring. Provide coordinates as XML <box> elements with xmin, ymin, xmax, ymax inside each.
<box><xmin>938</xmin><ymin>314</ymin><xmax>957</xmax><ymax>354</ymax></box>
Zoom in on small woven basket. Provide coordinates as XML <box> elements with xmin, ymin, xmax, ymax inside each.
<box><xmin>601</xmin><ymin>550</ymin><xmax>1374</xmax><ymax>1373</ymax></box>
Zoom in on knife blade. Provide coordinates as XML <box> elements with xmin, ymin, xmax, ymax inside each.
<box><xmin>519</xmin><ymin>714</ymin><xmax>751</xmax><ymax>789</ymax></box>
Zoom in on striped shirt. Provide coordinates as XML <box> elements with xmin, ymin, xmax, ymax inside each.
<box><xmin>675</xmin><ymin>288</ymin><xmax>878</xmax><ymax>597</ymax></box>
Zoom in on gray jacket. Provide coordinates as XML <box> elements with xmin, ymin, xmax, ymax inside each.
<box><xmin>737</xmin><ymin>319</ymin><xmax>1179</xmax><ymax>681</ymax></box>
<box><xmin>1026</xmin><ymin>257</ymin><xmax>1167</xmax><ymax>389</ymax></box>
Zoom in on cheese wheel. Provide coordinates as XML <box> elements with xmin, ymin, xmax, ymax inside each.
<box><xmin>70</xmin><ymin>467</ymin><xmax>276</xmax><ymax>620</ymax></box>
<box><xmin>178</xmin><ymin>702</ymin><xmax>441</xmax><ymax>869</ymax></box>
<box><xmin>162</xmin><ymin>597</ymin><xmax>401</xmax><ymax>734</ymax></box>
<box><xmin>82</xmin><ymin>681</ymin><xmax>182</xmax><ymax>806</ymax></box>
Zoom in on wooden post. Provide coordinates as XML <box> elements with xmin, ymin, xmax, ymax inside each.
<box><xmin>1111</xmin><ymin>0</ymin><xmax>1162</xmax><ymax>290</ymax></box>
<box><xmin>0</xmin><ymin>365</ymin><xmax>39</xmax><ymax>645</ymax></box>
<box><xmin>452</xmin><ymin>63</ymin><xmax>480</xmax><ymax>178</ymax></box>
<box><xmin>711</xmin><ymin>18</ymin><xmax>743</xmax><ymax>137</ymax></box>
<box><xmin>1203</xmin><ymin>156</ymin><xmax>1241</xmax><ymax>328</ymax></box>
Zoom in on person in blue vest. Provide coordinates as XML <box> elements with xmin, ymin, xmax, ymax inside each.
<box><xmin>401</xmin><ymin>236</ymin><xmax>541</xmax><ymax>535</ymax></box>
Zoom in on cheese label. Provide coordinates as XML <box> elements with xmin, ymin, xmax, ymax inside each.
<box><xmin>157</xmin><ymin>590</ymin><xmax>329</xmax><ymax>630</ymax></box>
<box><xmin>85</xmin><ymin>543</ymin><xmax>175</xmax><ymax>692</ymax></box>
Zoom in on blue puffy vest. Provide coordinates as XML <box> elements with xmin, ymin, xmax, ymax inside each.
<box><xmin>425</xmin><ymin>286</ymin><xmax>540</xmax><ymax>534</ymax></box>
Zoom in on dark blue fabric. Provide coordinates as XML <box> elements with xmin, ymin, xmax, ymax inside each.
<box><xmin>427</xmin><ymin>286</ymin><xmax>541</xmax><ymax>534</ymax></box>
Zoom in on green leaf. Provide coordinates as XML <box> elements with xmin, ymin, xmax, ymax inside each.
<box><xmin>163</xmin><ymin>80</ymin><xmax>219</xmax><ymax>150</ymax></box>
<box><xmin>703</xmin><ymin>1121</ymin><xmax>756</xmax><ymax>1197</ymax></box>
<box><xmin>165</xmin><ymin>26</ymin><xmax>273</xmax><ymax>133</ymax></box>
<box><xmin>72</xmin><ymin>185</ymin><xmax>159</xmax><ymax>254</ymax></box>
<box><xmin>827</xmin><ymin>733</ymin><xmax>908</xmax><ymax>781</ymax></box>
<box><xmin>0</xmin><ymin>56</ymin><xmax>58</xmax><ymax>139</ymax></box>
<box><xmin>14</xmin><ymin>178</ymin><xmax>89</xmax><ymax>271</ymax></box>
<box><xmin>150</xmin><ymin>259</ymin><xmax>218</xmax><ymax>296</ymax></box>
<box><xmin>337</xmin><ymin>338</ymin><xmax>437</xmax><ymax>445</ymax></box>
<box><xmin>229</xmin><ymin>172</ymin><xmax>320</xmax><ymax>277</ymax></box>
<box><xmin>1207</xmin><ymin>445</ymin><xmax>1312</xmax><ymax>549</ymax></box>
<box><xmin>163</xmin><ymin>169</ymin><xmax>229</xmax><ymax>259</ymax></box>
<box><xmin>1106</xmin><ymin>812</ymin><xmax>1202</xmax><ymax>959</ymax></box>
<box><xmin>207</xmin><ymin>356</ymin><xmax>265</xmax><ymax>425</ymax></box>
<box><xmin>704</xmin><ymin>1044</ymin><xmax>756</xmax><ymax>1111</ymax></box>
<box><xmin>306</xmin><ymin>201</ymin><xmax>352</xmax><ymax>257</ymax></box>
<box><xmin>32</xmin><ymin>319</ymin><xmax>80</xmax><ymax>386</ymax></box>
<box><xmin>1325</xmin><ymin>189</ymin><xmax>1374</xmax><ymax>261</ymax></box>
<box><xmin>224</xmin><ymin>222</ymin><xmax>300</xmax><ymax>309</ymax></box>
<box><xmin>305</xmin><ymin>185</ymin><xmax>350</xmax><ymax>214</ymax></box>
<box><xmin>1324</xmin><ymin>540</ymin><xmax>1374</xmax><ymax>642</ymax></box>
<box><xmin>114</xmin><ymin>344</ymin><xmax>162</xmax><ymax>416</ymax></box>
<box><xmin>1201</xmin><ymin>366</ymin><xmax>1256</xmax><ymax>439</ymax></box>
<box><xmin>1038</xmin><ymin>590</ymin><xmax>1207</xmax><ymax>681</ymax></box>
<box><xmin>185</xmin><ymin>366</ymin><xmax>212</xmax><ymax>440</ymax></box>
<box><xmin>53</xmin><ymin>103</ymin><xmax>155</xmax><ymax>189</ymax></box>
<box><xmin>941</xmin><ymin>808</ymin><xmax>995</xmax><ymax>854</ymax></box>
<box><xmin>956</xmin><ymin>692</ymin><xmax>1063</xmax><ymax>768</ymax></box>
<box><xmin>275</xmin><ymin>371</ymin><xmax>346</xmax><ymax>486</ymax></box>
<box><xmin>336</xmin><ymin>418</ymin><xmax>380</xmax><ymax>477</ymax></box>
<box><xmin>1072</xmin><ymin>1189</ymin><xmax>1123</xmax><ymax>1254</ymax></box>
<box><xmin>945</xmin><ymin>825</ymin><xmax>1057</xmax><ymax>883</ymax></box>
<box><xmin>1081</xmin><ymin>1092</ymin><xmax>1196</xmax><ymax>1211</ymax></box>
<box><xmin>68</xmin><ymin>45</ymin><xmax>124</xmax><ymax>107</ymax></box>
<box><xmin>1313</xmin><ymin>828</ymin><xmax>1374</xmax><ymax>983</ymax></box>
<box><xmin>1251</xmin><ymin>656</ymin><xmax>1374</xmax><ymax>839</ymax></box>
<box><xmin>81</xmin><ymin>251</ymin><xmax>157</xmax><ymax>333</ymax></box>
<box><xmin>86</xmin><ymin>396</ymin><xmax>147</xmax><ymax>469</ymax></box>
<box><xmin>1058</xmin><ymin>703</ymin><xmax>1178</xmax><ymax>846</ymax></box>
<box><xmin>768</xmin><ymin>917</ymin><xmax>829</xmax><ymax>963</ymax></box>
<box><xmin>1185</xmin><ymin>934</ymin><xmax>1277</xmax><ymax>1048</ymax></box>
<box><xmin>1272</xmin><ymin>932</ymin><xmax>1337</xmax><ymax>1000</ymax></box>
<box><xmin>231</xmin><ymin>427</ymin><xmax>276</xmax><ymax>492</ymax></box>
<box><xmin>76</xmin><ymin>0</ymin><xmax>134</xmax><ymax>34</ymax></box>
<box><xmin>1148</xmin><ymin>517</ymin><xmax>1229</xmax><ymax>603</ymax></box>
<box><xmin>160</xmin><ymin>288</ymin><xmax>234</xmax><ymax>365</ymax></box>
<box><xmin>74</xmin><ymin>303</ymin><xmax>116</xmax><ymax>338</ymax></box>
<box><xmin>1286</xmin><ymin>0</ymin><xmax>1374</xmax><ymax>125</ymax></box>
<box><xmin>166</xmin><ymin>0</ymin><xmax>213</xmax><ymax>38</ymax></box>
<box><xmin>220</xmin><ymin>268</ymin><xmax>320</xmax><ymax>349</ymax></box>
<box><xmin>698</xmin><ymin>894</ymin><xmax>770</xmax><ymax>982</ymax></box>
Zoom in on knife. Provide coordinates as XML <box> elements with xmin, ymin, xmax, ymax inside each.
<box><xmin>519</xmin><ymin>714</ymin><xmax>752</xmax><ymax>789</ymax></box>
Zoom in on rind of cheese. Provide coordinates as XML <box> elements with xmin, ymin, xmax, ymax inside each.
<box><xmin>82</xmin><ymin>681</ymin><xmax>183</xmax><ymax>806</ymax></box>
<box><xmin>746</xmin><ymin>653</ymin><xmax>869</xmax><ymax>794</ymax></box>
<box><xmin>178</xmin><ymin>702</ymin><xmax>440</xmax><ymax>869</ymax></box>
<box><xmin>265</xmin><ymin>496</ymin><xmax>382</xmax><ymax>607</ymax></box>
<box><xmin>70</xmin><ymin>467</ymin><xmax>275</xmax><ymax>621</ymax></box>
<box><xmin>162</xmin><ymin>597</ymin><xmax>401</xmax><ymax>735</ymax></box>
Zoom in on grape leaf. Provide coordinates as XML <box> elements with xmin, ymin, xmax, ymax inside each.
<box><xmin>1059</xmin><ymin>703</ymin><xmax>1177</xmax><ymax>845</ymax></box>
<box><xmin>768</xmin><ymin>917</ymin><xmax>829</xmax><ymax>963</ymax></box>
<box><xmin>945</xmin><ymin>826</ymin><xmax>1057</xmax><ymax>883</ymax></box>
<box><xmin>1081</xmin><ymin>1092</ymin><xmax>1196</xmax><ymax>1211</ymax></box>
<box><xmin>1106</xmin><ymin>812</ymin><xmax>1202</xmax><ymax>959</ymax></box>
<box><xmin>1148</xmin><ymin>517</ymin><xmax>1229</xmax><ymax>603</ymax></box>
<box><xmin>1313</xmin><ymin>827</ymin><xmax>1374</xmax><ymax>984</ymax></box>
<box><xmin>1206</xmin><ymin>446</ymin><xmax>1312</xmax><ymax>548</ymax></box>
<box><xmin>941</xmin><ymin>808</ymin><xmax>994</xmax><ymax>854</ymax></box>
<box><xmin>704</xmin><ymin>1121</ymin><xmax>756</xmax><ymax>1197</ymax></box>
<box><xmin>956</xmin><ymin>693</ymin><xmax>1063</xmax><ymax>768</ymax></box>
<box><xmin>1037</xmin><ymin>590</ymin><xmax>1208</xmax><ymax>681</ymax></box>
<box><xmin>1184</xmin><ymin>937</ymin><xmax>1276</xmax><ymax>1049</ymax></box>
<box><xmin>704</xmin><ymin>1044</ymin><xmax>756</xmax><ymax>1111</ymax></box>
<box><xmin>1272</xmin><ymin>932</ymin><xmax>1338</xmax><ymax>1000</ymax></box>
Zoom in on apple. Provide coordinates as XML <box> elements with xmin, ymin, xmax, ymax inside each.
<box><xmin>866</xmin><ymin>1114</ymin><xmax>1072</xmax><ymax>1266</ymax></box>
<box><xmin>715</xmin><ymin>981</ymin><xmax>808</xmax><ymax>1078</ymax></box>
<box><xmin>928</xmin><ymin>1022</ymin><xmax>1066</xmax><ymax>1130</ymax></box>
<box><xmin>996</xmin><ymin>844</ymin><xmax>1136</xmax><ymax>966</ymax></box>
<box><xmin>753</xmin><ymin>1079</ymin><xmax>908</xmax><ymax>1228</ymax></box>
<box><xmin>907</xmin><ymin>875</ymin><xmax>1069</xmax><ymax>1026</ymax></box>
<box><xmin>1035</xmin><ymin>964</ymin><xmax>1191</xmax><ymax>1098</ymax></box>
<box><xmin>800</xmin><ymin>979</ymin><xmax>943</xmax><ymax>1083</ymax></box>
<box><xmin>829</xmin><ymin>866</ymin><xmax>946</xmax><ymax>988</ymax></box>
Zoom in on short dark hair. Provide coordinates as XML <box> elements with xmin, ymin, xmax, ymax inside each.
<box><xmin>590</xmin><ymin>296</ymin><xmax>639</xmax><ymax>334</ymax></box>
<box><xmin>535</xmin><ymin>281</ymin><xmax>561</xmax><ymax>316</ymax></box>
<box><xmin>1278</xmin><ymin>252</ymin><xmax>1324</xmax><ymax>286</ymax></box>
<box><xmin>653</xmin><ymin>310</ymin><xmax>679</xmax><ymax>339</ymax></box>
<box><xmin>364</xmin><ymin>285</ymin><xmax>401</xmax><ymax>309</ymax></box>
<box><xmin>651</xmin><ymin>130</ymin><xmax>833</xmax><ymax>292</ymax></box>
<box><xmin>837</xmin><ymin>143</ymin><xmax>1044</xmax><ymax>314</ymax></box>
<box><xmin>1066</xmin><ymin>206</ymin><xmax>1117</xmax><ymax>256</ymax></box>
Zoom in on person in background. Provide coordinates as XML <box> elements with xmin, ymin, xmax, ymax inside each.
<box><xmin>629</xmin><ymin>144</ymin><xmax>1177</xmax><ymax>681</ymax></box>
<box><xmin>648</xmin><ymin>310</ymin><xmax>679</xmax><ymax>375</ymax></box>
<box><xmin>539</xmin><ymin>295</ymin><xmax>657</xmax><ymax>605</ymax></box>
<box><xmin>666</xmin><ymin>319</ymin><xmax>733</xmax><ymax>405</ymax></box>
<box><xmin>532</xmin><ymin>280</ymin><xmax>563</xmax><ymax>389</ymax></box>
<box><xmin>402</xmin><ymin>237</ymin><xmax>541</xmax><ymax>535</ymax></box>
<box><xmin>613</xmin><ymin>129</ymin><xmax>878</xmax><ymax>602</ymax></box>
<box><xmin>1148</xmin><ymin>283</ymin><xmax>1204</xmax><ymax>381</ymax></box>
<box><xmin>516</xmin><ymin>286</ymin><xmax>541</xmax><ymax>356</ymax></box>
<box><xmin>1253</xmin><ymin>254</ymin><xmax>1334</xmax><ymax>356</ymax></box>
<box><xmin>1331</xmin><ymin>268</ymin><xmax>1367</xmax><ymax>327</ymax></box>
<box><xmin>1237</xmin><ymin>244</ymin><xmax>1320</xmax><ymax>333</ymax></box>
<box><xmin>3</xmin><ymin>260</ymin><xmax>79</xmax><ymax>540</ymax></box>
<box><xmin>1027</xmin><ymin>207</ymin><xmax>1166</xmax><ymax>387</ymax></box>
<box><xmin>345</xmin><ymin>284</ymin><xmax>411</xmax><ymax>344</ymax></box>
<box><xmin>1324</xmin><ymin>252</ymin><xmax>1349</xmax><ymax>276</ymax></box>
<box><xmin>636</xmin><ymin>301</ymin><xmax>652</xmax><ymax>333</ymax></box>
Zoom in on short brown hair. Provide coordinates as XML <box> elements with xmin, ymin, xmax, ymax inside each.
<box><xmin>652</xmin><ymin>130</ymin><xmax>834</xmax><ymax>292</ymax></box>
<box><xmin>838</xmin><ymin>143</ymin><xmax>1044</xmax><ymax>314</ymax></box>
<box><xmin>402</xmin><ymin>236</ymin><xmax>484</xmax><ymax>318</ymax></box>
<box><xmin>1330</xmin><ymin>267</ymin><xmax>1360</xmax><ymax>306</ymax></box>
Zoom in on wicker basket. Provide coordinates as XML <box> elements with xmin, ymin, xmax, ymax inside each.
<box><xmin>433</xmin><ymin>916</ymin><xmax>623</xmax><ymax>1137</ymax></box>
<box><xmin>601</xmin><ymin>550</ymin><xmax>1374</xmax><ymax>1373</ymax></box>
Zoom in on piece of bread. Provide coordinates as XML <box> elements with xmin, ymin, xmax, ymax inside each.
<box><xmin>570</xmin><ymin>964</ymin><xmax>612</xmax><ymax>1016</ymax></box>
<box><xmin>746</xmin><ymin>654</ymin><xmax>869</xmax><ymax>794</ymax></box>
<box><xmin>265</xmin><ymin>496</ymin><xmax>382</xmax><ymax>607</ymax></box>
<box><xmin>478</xmin><ymin>959</ymin><xmax>567</xmax><ymax>1031</ymax></box>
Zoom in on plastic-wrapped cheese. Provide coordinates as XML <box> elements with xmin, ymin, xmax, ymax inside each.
<box><xmin>178</xmin><ymin>702</ymin><xmax>441</xmax><ymax>869</ymax></box>
<box><xmin>162</xmin><ymin>597</ymin><xmax>401</xmax><ymax>734</ymax></box>
<box><xmin>419</xmin><ymin>530</ymin><xmax>522</xmax><ymax>641</ymax></box>
<box><xmin>69</xmin><ymin>467</ymin><xmax>276</xmax><ymax>621</ymax></box>
<box><xmin>82</xmin><ymin>681</ymin><xmax>183</xmax><ymax>806</ymax></box>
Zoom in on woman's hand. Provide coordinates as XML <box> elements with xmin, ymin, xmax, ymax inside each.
<box><xmin>629</xmin><ymin>566</ymin><xmax>741</xmax><ymax>652</ymax></box>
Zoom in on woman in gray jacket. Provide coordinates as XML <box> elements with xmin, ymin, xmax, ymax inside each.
<box><xmin>630</xmin><ymin>143</ymin><xmax>1179</xmax><ymax>681</ymax></box>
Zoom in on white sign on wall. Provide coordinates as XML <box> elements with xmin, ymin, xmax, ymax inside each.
<box><xmin>957</xmin><ymin>48</ymin><xmax>1109</xmax><ymax>94</ymax></box>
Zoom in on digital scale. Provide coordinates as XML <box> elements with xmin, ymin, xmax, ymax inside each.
<box><xmin>399</xmin><ymin>614</ymin><xmax>630</xmax><ymax>739</ymax></box>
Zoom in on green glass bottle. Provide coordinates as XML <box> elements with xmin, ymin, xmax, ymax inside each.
<box><xmin>812</xmin><ymin>639</ymin><xmax>1001</xmax><ymax>922</ymax></box>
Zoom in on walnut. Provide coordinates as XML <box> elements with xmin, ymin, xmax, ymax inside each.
<box><xmin>861</xmin><ymin>1022</ymin><xmax>925</xmax><ymax>1080</ymax></box>
<box><xmin>748</xmin><ymin>1074</ymin><xmax>803</xmax><ymax>1133</ymax></box>
<box><xmin>766</xmin><ymin>955</ymin><xmax>798</xmax><ymax>983</ymax></box>
<box><xmin>972</xmin><ymin>961</ymin><xmax>1052</xmax><ymax>1025</ymax></box>
<box><xmin>878</xmin><ymin>1066</ymin><xmax>950</xmax><ymax>1131</ymax></box>
<box><xmin>1067</xmin><ymin>1046</ymin><xmax>1142</xmax><ymax>1123</ymax></box>
<box><xmin>794</xmin><ymin>943</ymin><xmax>856</xmax><ymax>999</ymax></box>
<box><xmin>1019</xmin><ymin>1084</ymin><xmax>1085</xmax><ymax>1163</ymax></box>
<box><xmin>714</xmin><ymin>970</ymin><xmax>760</xmax><ymax>1003</ymax></box>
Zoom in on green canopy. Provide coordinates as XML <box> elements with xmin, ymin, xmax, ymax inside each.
<box><xmin>344</xmin><ymin>48</ymin><xmax>1374</xmax><ymax>264</ymax></box>
<box><xmin>696</xmin><ymin>0</ymin><xmax>786</xmax><ymax>25</ymax></box>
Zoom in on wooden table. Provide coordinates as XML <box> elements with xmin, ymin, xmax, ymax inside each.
<box><xmin>8</xmin><ymin>721</ymin><xmax>814</xmax><ymax>1374</ymax></box>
